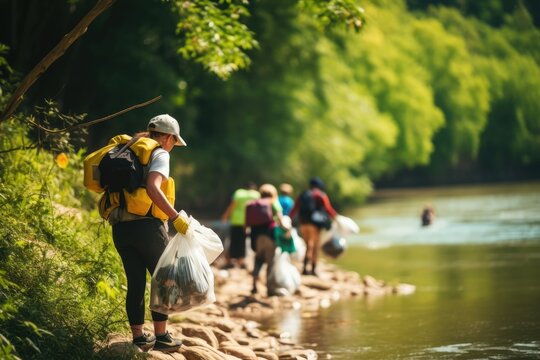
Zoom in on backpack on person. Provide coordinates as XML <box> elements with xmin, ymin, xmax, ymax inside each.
<box><xmin>298</xmin><ymin>190</ymin><xmax>316</xmax><ymax>221</ymax></box>
<box><xmin>245</xmin><ymin>198</ymin><xmax>273</xmax><ymax>226</ymax></box>
<box><xmin>83</xmin><ymin>135</ymin><xmax>159</xmax><ymax>193</ymax></box>
<box><xmin>84</xmin><ymin>135</ymin><xmax>176</xmax><ymax>221</ymax></box>
<box><xmin>98</xmin><ymin>145</ymin><xmax>143</xmax><ymax>193</ymax></box>
<box><xmin>298</xmin><ymin>189</ymin><xmax>331</xmax><ymax>229</ymax></box>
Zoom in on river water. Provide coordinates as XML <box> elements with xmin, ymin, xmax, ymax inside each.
<box><xmin>263</xmin><ymin>181</ymin><xmax>540</xmax><ymax>359</ymax></box>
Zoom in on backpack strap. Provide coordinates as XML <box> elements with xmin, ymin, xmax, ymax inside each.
<box><xmin>111</xmin><ymin>136</ymin><xmax>139</xmax><ymax>159</ymax></box>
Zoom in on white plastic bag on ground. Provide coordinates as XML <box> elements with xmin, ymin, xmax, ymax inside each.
<box><xmin>267</xmin><ymin>248</ymin><xmax>301</xmax><ymax>296</ymax></box>
<box><xmin>149</xmin><ymin>212</ymin><xmax>224</xmax><ymax>314</ymax></box>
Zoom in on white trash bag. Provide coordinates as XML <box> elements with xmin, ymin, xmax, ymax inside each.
<box><xmin>335</xmin><ymin>214</ymin><xmax>360</xmax><ymax>236</ymax></box>
<box><xmin>150</xmin><ymin>211</ymin><xmax>224</xmax><ymax>314</ymax></box>
<box><xmin>320</xmin><ymin>215</ymin><xmax>358</xmax><ymax>258</ymax></box>
<box><xmin>267</xmin><ymin>248</ymin><xmax>301</xmax><ymax>296</ymax></box>
<box><xmin>183</xmin><ymin>211</ymin><xmax>224</xmax><ymax>264</ymax></box>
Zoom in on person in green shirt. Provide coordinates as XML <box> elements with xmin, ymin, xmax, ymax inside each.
<box><xmin>221</xmin><ymin>182</ymin><xmax>260</xmax><ymax>269</ymax></box>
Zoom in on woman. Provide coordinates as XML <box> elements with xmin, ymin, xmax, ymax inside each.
<box><xmin>248</xmin><ymin>183</ymin><xmax>286</xmax><ymax>295</ymax></box>
<box><xmin>278</xmin><ymin>183</ymin><xmax>294</xmax><ymax>216</ymax></box>
<box><xmin>289</xmin><ymin>177</ymin><xmax>337</xmax><ymax>276</ymax></box>
<box><xmin>107</xmin><ymin>114</ymin><xmax>187</xmax><ymax>352</ymax></box>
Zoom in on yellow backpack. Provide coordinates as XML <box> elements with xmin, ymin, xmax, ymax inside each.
<box><xmin>83</xmin><ymin>135</ymin><xmax>176</xmax><ymax>221</ymax></box>
<box><xmin>83</xmin><ymin>135</ymin><xmax>158</xmax><ymax>193</ymax></box>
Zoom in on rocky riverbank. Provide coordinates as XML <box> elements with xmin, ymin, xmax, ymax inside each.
<box><xmin>98</xmin><ymin>259</ymin><xmax>415</xmax><ymax>360</ymax></box>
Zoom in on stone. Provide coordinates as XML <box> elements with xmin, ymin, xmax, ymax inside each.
<box><xmin>181</xmin><ymin>335</ymin><xmax>211</xmax><ymax>347</ymax></box>
<box><xmin>212</xmin><ymin>327</ymin><xmax>239</xmax><ymax>344</ymax></box>
<box><xmin>148</xmin><ymin>350</ymin><xmax>180</xmax><ymax>359</ymax></box>
<box><xmin>170</xmin><ymin>353</ymin><xmax>187</xmax><ymax>360</ymax></box>
<box><xmin>278</xmin><ymin>349</ymin><xmax>318</xmax><ymax>359</ymax></box>
<box><xmin>247</xmin><ymin>328</ymin><xmax>265</xmax><ymax>339</ymax></box>
<box><xmin>207</xmin><ymin>318</ymin><xmax>239</xmax><ymax>332</ymax></box>
<box><xmin>220</xmin><ymin>340</ymin><xmax>242</xmax><ymax>348</ymax></box>
<box><xmin>181</xmin><ymin>345</ymin><xmax>224</xmax><ymax>360</ymax></box>
<box><xmin>255</xmin><ymin>351</ymin><xmax>279</xmax><ymax>360</ymax></box>
<box><xmin>277</xmin><ymin>338</ymin><xmax>295</xmax><ymax>346</ymax></box>
<box><xmin>363</xmin><ymin>275</ymin><xmax>384</xmax><ymax>288</ymax></box>
<box><xmin>301</xmin><ymin>277</ymin><xmax>333</xmax><ymax>291</ymax></box>
<box><xmin>181</xmin><ymin>323</ymin><xmax>220</xmax><ymax>348</ymax></box>
<box><xmin>220</xmin><ymin>344</ymin><xmax>258</xmax><ymax>360</ymax></box>
<box><xmin>234</xmin><ymin>336</ymin><xmax>253</xmax><ymax>345</ymax></box>
<box><xmin>250</xmin><ymin>339</ymin><xmax>272</xmax><ymax>351</ymax></box>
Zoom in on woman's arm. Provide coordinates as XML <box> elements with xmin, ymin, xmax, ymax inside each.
<box><xmin>146</xmin><ymin>171</ymin><xmax>177</xmax><ymax>219</ymax></box>
<box><xmin>320</xmin><ymin>192</ymin><xmax>338</xmax><ymax>218</ymax></box>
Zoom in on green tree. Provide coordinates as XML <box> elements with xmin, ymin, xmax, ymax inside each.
<box><xmin>429</xmin><ymin>5</ymin><xmax>540</xmax><ymax>175</ymax></box>
<box><xmin>478</xmin><ymin>55</ymin><xmax>540</xmax><ymax>170</ymax></box>
<box><xmin>344</xmin><ymin>4</ymin><xmax>445</xmax><ymax>171</ymax></box>
<box><xmin>411</xmin><ymin>16</ymin><xmax>490</xmax><ymax>168</ymax></box>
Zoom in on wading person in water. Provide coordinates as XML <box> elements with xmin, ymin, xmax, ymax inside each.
<box><xmin>421</xmin><ymin>204</ymin><xmax>436</xmax><ymax>226</ymax></box>
<box><xmin>289</xmin><ymin>177</ymin><xmax>337</xmax><ymax>276</ymax></box>
<box><xmin>100</xmin><ymin>114</ymin><xmax>188</xmax><ymax>352</ymax></box>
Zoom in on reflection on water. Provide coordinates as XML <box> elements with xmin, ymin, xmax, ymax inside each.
<box><xmin>425</xmin><ymin>341</ymin><xmax>540</xmax><ymax>358</ymax></box>
<box><xmin>261</xmin><ymin>182</ymin><xmax>540</xmax><ymax>359</ymax></box>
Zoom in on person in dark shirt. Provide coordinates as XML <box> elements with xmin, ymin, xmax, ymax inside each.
<box><xmin>289</xmin><ymin>177</ymin><xmax>337</xmax><ymax>276</ymax></box>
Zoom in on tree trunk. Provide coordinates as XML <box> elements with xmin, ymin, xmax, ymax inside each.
<box><xmin>0</xmin><ymin>0</ymin><xmax>117</xmax><ymax>122</ymax></box>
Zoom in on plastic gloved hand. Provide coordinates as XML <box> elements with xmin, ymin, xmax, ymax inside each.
<box><xmin>172</xmin><ymin>213</ymin><xmax>189</xmax><ymax>235</ymax></box>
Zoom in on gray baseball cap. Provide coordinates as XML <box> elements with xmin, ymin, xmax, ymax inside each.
<box><xmin>147</xmin><ymin>114</ymin><xmax>187</xmax><ymax>146</ymax></box>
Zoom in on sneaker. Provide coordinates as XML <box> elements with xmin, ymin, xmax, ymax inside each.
<box><xmin>154</xmin><ymin>331</ymin><xmax>182</xmax><ymax>353</ymax></box>
<box><xmin>132</xmin><ymin>333</ymin><xmax>155</xmax><ymax>352</ymax></box>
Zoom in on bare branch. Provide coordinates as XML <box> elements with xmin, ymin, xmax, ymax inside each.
<box><xmin>0</xmin><ymin>0</ymin><xmax>117</xmax><ymax>122</ymax></box>
<box><xmin>0</xmin><ymin>144</ymin><xmax>38</xmax><ymax>154</ymax></box>
<box><xmin>27</xmin><ymin>95</ymin><xmax>163</xmax><ymax>134</ymax></box>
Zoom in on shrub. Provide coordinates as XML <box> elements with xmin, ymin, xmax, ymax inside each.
<box><xmin>0</xmin><ymin>119</ymin><xmax>127</xmax><ymax>359</ymax></box>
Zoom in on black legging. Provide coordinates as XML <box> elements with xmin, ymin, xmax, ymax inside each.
<box><xmin>113</xmin><ymin>218</ymin><xmax>169</xmax><ymax>325</ymax></box>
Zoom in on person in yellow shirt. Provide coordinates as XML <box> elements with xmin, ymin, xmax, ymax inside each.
<box><xmin>221</xmin><ymin>182</ymin><xmax>260</xmax><ymax>269</ymax></box>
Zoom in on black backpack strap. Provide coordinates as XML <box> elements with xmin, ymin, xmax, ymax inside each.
<box><xmin>118</xmin><ymin>189</ymin><xmax>126</xmax><ymax>209</ymax></box>
<box><xmin>112</xmin><ymin>136</ymin><xmax>139</xmax><ymax>159</ymax></box>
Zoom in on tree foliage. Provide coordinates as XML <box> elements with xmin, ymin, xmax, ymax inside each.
<box><xmin>0</xmin><ymin>0</ymin><xmax>538</xmax><ymax>208</ymax></box>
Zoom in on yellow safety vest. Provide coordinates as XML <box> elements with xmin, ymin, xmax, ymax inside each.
<box><xmin>84</xmin><ymin>135</ymin><xmax>175</xmax><ymax>221</ymax></box>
